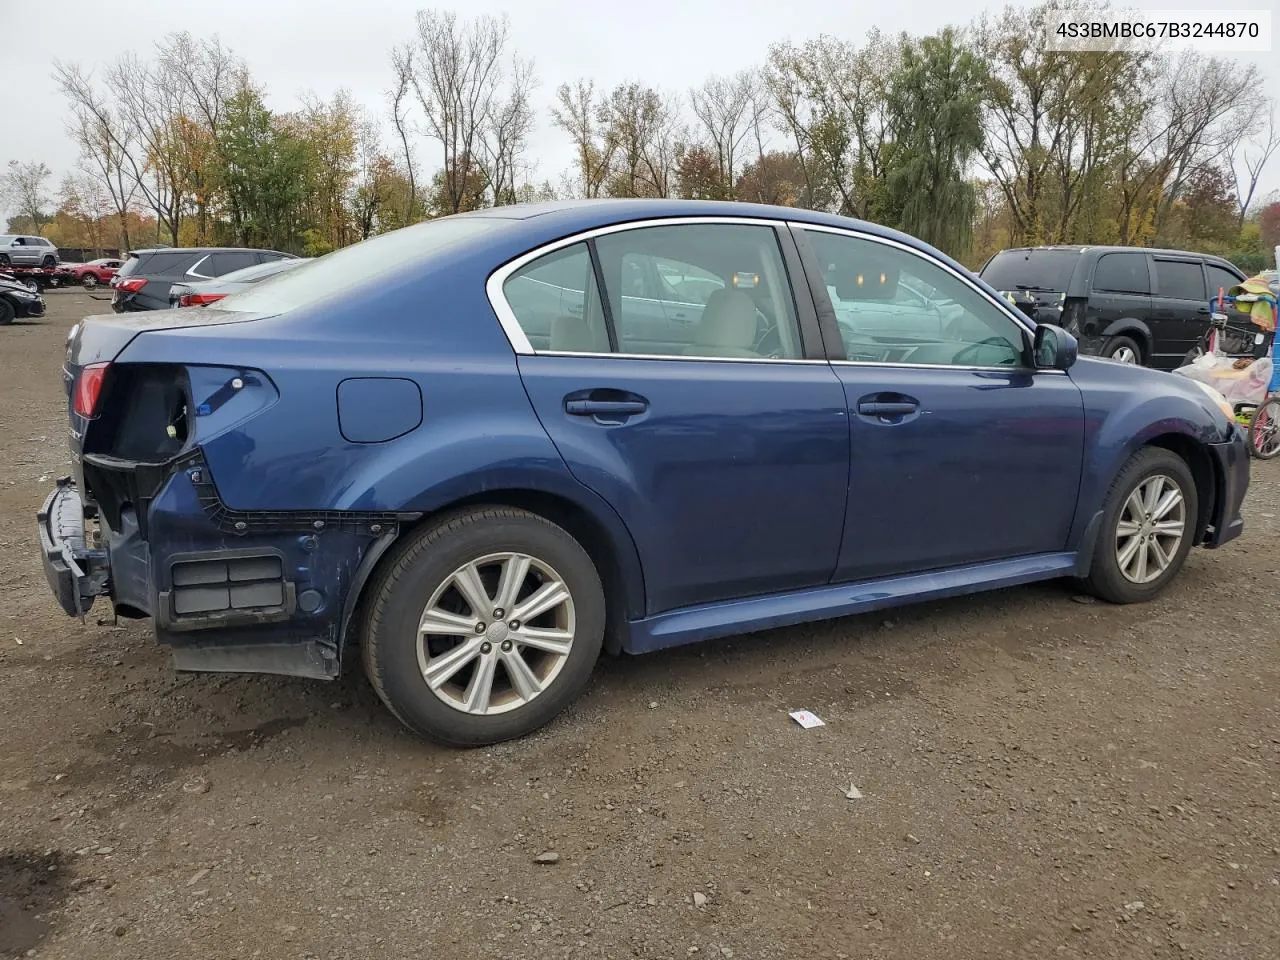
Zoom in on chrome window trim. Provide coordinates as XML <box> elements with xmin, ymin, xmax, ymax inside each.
<box><xmin>186</xmin><ymin>254</ymin><xmax>213</xmax><ymax>279</ymax></box>
<box><xmin>485</xmin><ymin>216</ymin><xmax>801</xmax><ymax>361</ymax></box>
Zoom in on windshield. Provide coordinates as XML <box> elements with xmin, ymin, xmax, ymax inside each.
<box><xmin>980</xmin><ymin>249</ymin><xmax>1079</xmax><ymax>292</ymax></box>
<box><xmin>216</xmin><ymin>218</ymin><xmax>503</xmax><ymax>314</ymax></box>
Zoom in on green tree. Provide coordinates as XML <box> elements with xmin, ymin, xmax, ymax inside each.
<box><xmin>883</xmin><ymin>28</ymin><xmax>988</xmax><ymax>256</ymax></box>
<box><xmin>218</xmin><ymin>90</ymin><xmax>308</xmax><ymax>251</ymax></box>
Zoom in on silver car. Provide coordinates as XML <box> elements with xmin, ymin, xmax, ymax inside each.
<box><xmin>0</xmin><ymin>235</ymin><xmax>59</xmax><ymax>267</ymax></box>
<box><xmin>167</xmin><ymin>256</ymin><xmax>311</xmax><ymax>307</ymax></box>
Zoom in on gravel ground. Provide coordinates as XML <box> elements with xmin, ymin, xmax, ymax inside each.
<box><xmin>1</xmin><ymin>291</ymin><xmax>1278</xmax><ymax>960</ymax></box>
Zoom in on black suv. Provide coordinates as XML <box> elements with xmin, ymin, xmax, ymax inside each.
<box><xmin>979</xmin><ymin>246</ymin><xmax>1253</xmax><ymax>369</ymax></box>
<box><xmin>112</xmin><ymin>247</ymin><xmax>296</xmax><ymax>312</ymax></box>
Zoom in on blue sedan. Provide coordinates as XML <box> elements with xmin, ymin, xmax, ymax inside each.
<box><xmin>38</xmin><ymin>200</ymin><xmax>1250</xmax><ymax>745</ymax></box>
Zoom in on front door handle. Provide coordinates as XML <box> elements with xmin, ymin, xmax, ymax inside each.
<box><xmin>857</xmin><ymin>401</ymin><xmax>918</xmax><ymax>416</ymax></box>
<box><xmin>565</xmin><ymin>399</ymin><xmax>648</xmax><ymax>417</ymax></box>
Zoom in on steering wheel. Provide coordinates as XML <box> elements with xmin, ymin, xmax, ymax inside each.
<box><xmin>952</xmin><ymin>336</ymin><xmax>1019</xmax><ymax>367</ymax></box>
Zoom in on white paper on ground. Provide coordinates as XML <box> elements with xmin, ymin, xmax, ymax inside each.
<box><xmin>788</xmin><ymin>709</ymin><xmax>825</xmax><ymax>729</ymax></box>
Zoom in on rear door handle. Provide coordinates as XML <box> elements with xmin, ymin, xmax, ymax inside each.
<box><xmin>565</xmin><ymin>399</ymin><xmax>648</xmax><ymax>417</ymax></box>
<box><xmin>857</xmin><ymin>401</ymin><xmax>918</xmax><ymax>416</ymax></box>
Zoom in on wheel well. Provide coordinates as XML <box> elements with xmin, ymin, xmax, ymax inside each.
<box><xmin>402</xmin><ymin>490</ymin><xmax>638</xmax><ymax>654</ymax></box>
<box><xmin>1145</xmin><ymin>433</ymin><xmax>1216</xmax><ymax>541</ymax></box>
<box><xmin>1107</xmin><ymin>329</ymin><xmax>1148</xmax><ymax>359</ymax></box>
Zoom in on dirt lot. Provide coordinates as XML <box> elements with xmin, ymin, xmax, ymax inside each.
<box><xmin>1</xmin><ymin>290</ymin><xmax>1278</xmax><ymax>960</ymax></box>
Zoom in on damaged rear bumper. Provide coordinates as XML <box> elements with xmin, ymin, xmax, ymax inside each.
<box><xmin>38</xmin><ymin>479</ymin><xmax>109</xmax><ymax>617</ymax></box>
<box><xmin>36</xmin><ymin>452</ymin><xmax>413</xmax><ymax>681</ymax></box>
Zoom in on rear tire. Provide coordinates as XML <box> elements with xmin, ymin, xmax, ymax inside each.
<box><xmin>41</xmin><ymin>256</ymin><xmax>56</xmax><ymax>268</ymax></box>
<box><xmin>1103</xmin><ymin>335</ymin><xmax>1142</xmax><ymax>365</ymax></box>
<box><xmin>361</xmin><ymin>506</ymin><xmax>605</xmax><ymax>747</ymax></box>
<box><xmin>1080</xmin><ymin>447</ymin><xmax>1198</xmax><ymax>604</ymax></box>
<box><xmin>1249</xmin><ymin>398</ymin><xmax>1280</xmax><ymax>460</ymax></box>
<box><xmin>82</xmin><ymin>274</ymin><xmax>98</xmax><ymax>289</ymax></box>
<box><xmin>0</xmin><ymin>300</ymin><xmax>13</xmax><ymax>325</ymax></box>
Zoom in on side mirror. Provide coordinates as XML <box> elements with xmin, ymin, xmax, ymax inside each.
<box><xmin>1034</xmin><ymin>323</ymin><xmax>1078</xmax><ymax>371</ymax></box>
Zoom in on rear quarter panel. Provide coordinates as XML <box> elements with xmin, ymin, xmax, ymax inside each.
<box><xmin>114</xmin><ymin>230</ymin><xmax>648</xmax><ymax>617</ymax></box>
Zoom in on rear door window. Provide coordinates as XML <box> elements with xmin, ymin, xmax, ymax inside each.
<box><xmin>207</xmin><ymin>252</ymin><xmax>260</xmax><ymax>276</ymax></box>
<box><xmin>1155</xmin><ymin>260</ymin><xmax>1206</xmax><ymax>301</ymax></box>
<box><xmin>1092</xmin><ymin>253</ymin><xmax>1150</xmax><ymax>294</ymax></box>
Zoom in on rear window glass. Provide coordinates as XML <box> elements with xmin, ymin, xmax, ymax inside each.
<box><xmin>979</xmin><ymin>249</ymin><xmax>1078</xmax><ymax>293</ymax></box>
<box><xmin>1155</xmin><ymin>260</ymin><xmax>1206</xmax><ymax>301</ymax></box>
<box><xmin>217</xmin><ymin>218</ymin><xmax>502</xmax><ymax>315</ymax></box>
<box><xmin>1093</xmin><ymin>252</ymin><xmax>1150</xmax><ymax>294</ymax></box>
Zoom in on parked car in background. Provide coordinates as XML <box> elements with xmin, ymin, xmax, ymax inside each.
<box><xmin>979</xmin><ymin>245</ymin><xmax>1252</xmax><ymax>370</ymax></box>
<box><xmin>0</xmin><ymin>235</ymin><xmax>58</xmax><ymax>268</ymax></box>
<box><xmin>67</xmin><ymin>258</ymin><xmax>124</xmax><ymax>289</ymax></box>
<box><xmin>39</xmin><ymin>200</ymin><xmax>1249</xmax><ymax>747</ymax></box>
<box><xmin>167</xmin><ymin>256</ymin><xmax>311</xmax><ymax>307</ymax></box>
<box><xmin>0</xmin><ymin>273</ymin><xmax>46</xmax><ymax>324</ymax></box>
<box><xmin>112</xmin><ymin>247</ymin><xmax>297</xmax><ymax>312</ymax></box>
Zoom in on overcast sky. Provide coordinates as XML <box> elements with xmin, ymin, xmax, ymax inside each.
<box><xmin>2</xmin><ymin>0</ymin><xmax>1277</xmax><ymax>223</ymax></box>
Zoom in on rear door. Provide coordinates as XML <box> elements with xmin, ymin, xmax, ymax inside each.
<box><xmin>1150</xmin><ymin>257</ymin><xmax>1209</xmax><ymax>369</ymax></box>
<box><xmin>501</xmin><ymin>219</ymin><xmax>850</xmax><ymax>618</ymax></box>
<box><xmin>1085</xmin><ymin>251</ymin><xmax>1152</xmax><ymax>352</ymax></box>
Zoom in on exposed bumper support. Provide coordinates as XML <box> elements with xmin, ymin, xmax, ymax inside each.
<box><xmin>37</xmin><ymin>479</ymin><xmax>109</xmax><ymax>617</ymax></box>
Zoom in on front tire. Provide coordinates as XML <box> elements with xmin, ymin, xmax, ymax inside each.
<box><xmin>0</xmin><ymin>299</ymin><xmax>13</xmax><ymax>325</ymax></box>
<box><xmin>361</xmin><ymin>506</ymin><xmax>605</xmax><ymax>746</ymax></box>
<box><xmin>1081</xmin><ymin>447</ymin><xmax>1198</xmax><ymax>604</ymax></box>
<box><xmin>0</xmin><ymin>254</ymin><xmax>9</xmax><ymax>267</ymax></box>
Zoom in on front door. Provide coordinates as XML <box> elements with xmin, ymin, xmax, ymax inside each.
<box><xmin>500</xmin><ymin>221</ymin><xmax>850</xmax><ymax>615</ymax></box>
<box><xmin>794</xmin><ymin>226</ymin><xmax>1085</xmax><ymax>581</ymax></box>
<box><xmin>1149</xmin><ymin>258</ymin><xmax>1209</xmax><ymax>370</ymax></box>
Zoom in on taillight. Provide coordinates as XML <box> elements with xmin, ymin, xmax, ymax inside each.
<box><xmin>74</xmin><ymin>362</ymin><xmax>110</xmax><ymax>419</ymax></box>
<box><xmin>117</xmin><ymin>277</ymin><xmax>148</xmax><ymax>294</ymax></box>
<box><xmin>178</xmin><ymin>292</ymin><xmax>226</xmax><ymax>307</ymax></box>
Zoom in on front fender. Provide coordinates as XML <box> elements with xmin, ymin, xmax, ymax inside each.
<box><xmin>1068</xmin><ymin>359</ymin><xmax>1228</xmax><ymax>546</ymax></box>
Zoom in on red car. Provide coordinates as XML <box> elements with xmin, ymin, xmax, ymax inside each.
<box><xmin>69</xmin><ymin>258</ymin><xmax>124</xmax><ymax>289</ymax></box>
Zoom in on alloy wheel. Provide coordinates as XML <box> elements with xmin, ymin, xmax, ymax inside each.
<box><xmin>1114</xmin><ymin>474</ymin><xmax>1185</xmax><ymax>584</ymax></box>
<box><xmin>1110</xmin><ymin>345</ymin><xmax>1138</xmax><ymax>364</ymax></box>
<box><xmin>416</xmin><ymin>552</ymin><xmax>576</xmax><ymax>716</ymax></box>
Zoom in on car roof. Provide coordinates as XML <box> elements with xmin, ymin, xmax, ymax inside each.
<box><xmin>451</xmin><ymin>198</ymin><xmax>957</xmax><ymax>266</ymax></box>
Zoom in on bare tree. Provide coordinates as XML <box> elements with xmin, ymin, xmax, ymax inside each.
<box><xmin>1231</xmin><ymin>99</ymin><xmax>1280</xmax><ymax>228</ymax></box>
<box><xmin>156</xmin><ymin>32</ymin><xmax>247</xmax><ymax>238</ymax></box>
<box><xmin>689</xmin><ymin>70</ymin><xmax>764</xmax><ymax>199</ymax></box>
<box><xmin>389</xmin><ymin>43</ymin><xmax>419</xmax><ymax>222</ymax></box>
<box><xmin>1149</xmin><ymin>54</ymin><xmax>1262</xmax><ymax>234</ymax></box>
<box><xmin>1</xmin><ymin>161</ymin><xmax>54</xmax><ymax>233</ymax></box>
<box><xmin>55</xmin><ymin>62</ymin><xmax>142</xmax><ymax>250</ymax></box>
<box><xmin>106</xmin><ymin>51</ymin><xmax>190</xmax><ymax>243</ymax></box>
<box><xmin>600</xmin><ymin>82</ymin><xmax>683</xmax><ymax>198</ymax></box>
<box><xmin>479</xmin><ymin>54</ymin><xmax>536</xmax><ymax>205</ymax></box>
<box><xmin>402</xmin><ymin>10</ymin><xmax>526</xmax><ymax>214</ymax></box>
<box><xmin>551</xmin><ymin>79</ymin><xmax>615</xmax><ymax>198</ymax></box>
